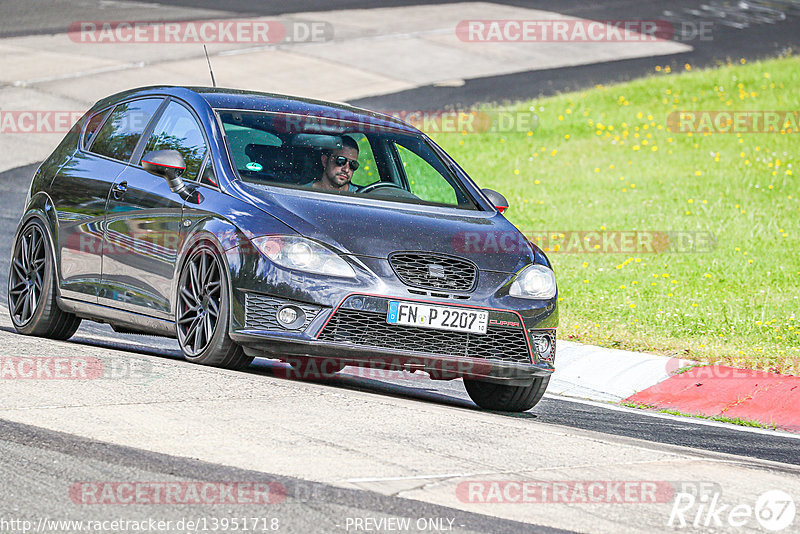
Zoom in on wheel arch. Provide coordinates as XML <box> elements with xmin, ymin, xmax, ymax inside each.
<box><xmin>172</xmin><ymin>218</ymin><xmax>250</xmax><ymax>334</ymax></box>
<box><xmin>13</xmin><ymin>194</ymin><xmax>61</xmax><ymax>288</ymax></box>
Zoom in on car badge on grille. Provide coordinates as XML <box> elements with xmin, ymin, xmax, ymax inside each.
<box><xmin>427</xmin><ymin>264</ymin><xmax>446</xmax><ymax>278</ymax></box>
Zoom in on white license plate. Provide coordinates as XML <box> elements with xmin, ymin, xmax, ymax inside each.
<box><xmin>386</xmin><ymin>301</ymin><xmax>488</xmax><ymax>334</ymax></box>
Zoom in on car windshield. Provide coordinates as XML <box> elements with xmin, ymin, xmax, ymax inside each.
<box><xmin>216</xmin><ymin>109</ymin><xmax>480</xmax><ymax>210</ymax></box>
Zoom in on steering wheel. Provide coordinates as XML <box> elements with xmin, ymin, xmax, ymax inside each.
<box><xmin>358</xmin><ymin>182</ymin><xmax>406</xmax><ymax>194</ymax></box>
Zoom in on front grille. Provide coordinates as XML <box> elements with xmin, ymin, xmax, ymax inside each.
<box><xmin>389</xmin><ymin>252</ymin><xmax>477</xmax><ymax>292</ymax></box>
<box><xmin>245</xmin><ymin>293</ymin><xmax>322</xmax><ymax>331</ymax></box>
<box><xmin>318</xmin><ymin>307</ymin><xmax>531</xmax><ymax>364</ymax></box>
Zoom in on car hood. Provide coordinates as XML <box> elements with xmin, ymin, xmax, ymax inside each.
<box><xmin>236</xmin><ymin>183</ymin><xmax>535</xmax><ymax>273</ymax></box>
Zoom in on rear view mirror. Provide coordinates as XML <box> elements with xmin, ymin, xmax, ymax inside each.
<box><xmin>291</xmin><ymin>134</ymin><xmax>343</xmax><ymax>150</ymax></box>
<box><xmin>482</xmin><ymin>188</ymin><xmax>509</xmax><ymax>213</ymax></box>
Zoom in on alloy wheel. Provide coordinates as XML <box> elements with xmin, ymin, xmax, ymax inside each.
<box><xmin>177</xmin><ymin>248</ymin><xmax>222</xmax><ymax>357</ymax></box>
<box><xmin>9</xmin><ymin>224</ymin><xmax>46</xmax><ymax>326</ymax></box>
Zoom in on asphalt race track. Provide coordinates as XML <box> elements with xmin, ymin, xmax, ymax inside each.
<box><xmin>2</xmin><ymin>1</ymin><xmax>800</xmax><ymax>532</ymax></box>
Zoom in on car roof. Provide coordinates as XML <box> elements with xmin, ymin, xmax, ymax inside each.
<box><xmin>91</xmin><ymin>85</ymin><xmax>421</xmax><ymax>135</ymax></box>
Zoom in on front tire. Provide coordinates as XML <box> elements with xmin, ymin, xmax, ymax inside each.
<box><xmin>464</xmin><ymin>375</ymin><xmax>550</xmax><ymax>412</ymax></box>
<box><xmin>176</xmin><ymin>243</ymin><xmax>253</xmax><ymax>370</ymax></box>
<box><xmin>8</xmin><ymin>219</ymin><xmax>81</xmax><ymax>339</ymax></box>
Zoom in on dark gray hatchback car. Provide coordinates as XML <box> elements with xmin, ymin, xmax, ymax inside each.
<box><xmin>8</xmin><ymin>86</ymin><xmax>558</xmax><ymax>412</ymax></box>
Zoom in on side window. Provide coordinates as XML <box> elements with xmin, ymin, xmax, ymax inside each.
<box><xmin>82</xmin><ymin>109</ymin><xmax>109</xmax><ymax>149</ymax></box>
<box><xmin>224</xmin><ymin>123</ymin><xmax>282</xmax><ymax>170</ymax></box>
<box><xmin>89</xmin><ymin>98</ymin><xmax>162</xmax><ymax>162</ymax></box>
<box><xmin>142</xmin><ymin>101</ymin><xmax>207</xmax><ymax>182</ymax></box>
<box><xmin>394</xmin><ymin>142</ymin><xmax>457</xmax><ymax>205</ymax></box>
<box><xmin>349</xmin><ymin>133</ymin><xmax>379</xmax><ymax>187</ymax></box>
<box><xmin>200</xmin><ymin>158</ymin><xmax>218</xmax><ymax>188</ymax></box>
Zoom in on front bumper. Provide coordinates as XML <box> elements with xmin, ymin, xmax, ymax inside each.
<box><xmin>231</xmin><ymin>292</ymin><xmax>556</xmax><ymax>385</ymax></box>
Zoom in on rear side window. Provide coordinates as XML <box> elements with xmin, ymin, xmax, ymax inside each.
<box><xmin>82</xmin><ymin>109</ymin><xmax>109</xmax><ymax>149</ymax></box>
<box><xmin>89</xmin><ymin>98</ymin><xmax>162</xmax><ymax>162</ymax></box>
<box><xmin>141</xmin><ymin>101</ymin><xmax>208</xmax><ymax>182</ymax></box>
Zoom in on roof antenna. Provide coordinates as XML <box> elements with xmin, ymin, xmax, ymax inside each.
<box><xmin>203</xmin><ymin>45</ymin><xmax>217</xmax><ymax>87</ymax></box>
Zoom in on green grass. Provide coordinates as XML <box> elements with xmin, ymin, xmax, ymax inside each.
<box><xmin>620</xmin><ymin>402</ymin><xmax>778</xmax><ymax>430</ymax></box>
<box><xmin>430</xmin><ymin>54</ymin><xmax>800</xmax><ymax>375</ymax></box>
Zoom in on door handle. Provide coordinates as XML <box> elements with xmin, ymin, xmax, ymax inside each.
<box><xmin>112</xmin><ymin>181</ymin><xmax>128</xmax><ymax>199</ymax></box>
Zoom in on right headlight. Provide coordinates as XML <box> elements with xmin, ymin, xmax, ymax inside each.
<box><xmin>509</xmin><ymin>264</ymin><xmax>556</xmax><ymax>299</ymax></box>
<box><xmin>251</xmin><ymin>235</ymin><xmax>355</xmax><ymax>278</ymax></box>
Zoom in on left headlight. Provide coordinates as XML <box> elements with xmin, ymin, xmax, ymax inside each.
<box><xmin>251</xmin><ymin>235</ymin><xmax>356</xmax><ymax>278</ymax></box>
<box><xmin>509</xmin><ymin>264</ymin><xmax>557</xmax><ymax>299</ymax></box>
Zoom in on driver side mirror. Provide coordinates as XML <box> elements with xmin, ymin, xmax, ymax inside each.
<box><xmin>482</xmin><ymin>188</ymin><xmax>509</xmax><ymax>214</ymax></box>
<box><xmin>142</xmin><ymin>150</ymin><xmax>189</xmax><ymax>197</ymax></box>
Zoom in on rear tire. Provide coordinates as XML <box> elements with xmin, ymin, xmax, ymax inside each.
<box><xmin>464</xmin><ymin>375</ymin><xmax>550</xmax><ymax>412</ymax></box>
<box><xmin>176</xmin><ymin>243</ymin><xmax>253</xmax><ymax>370</ymax></box>
<box><xmin>8</xmin><ymin>219</ymin><xmax>81</xmax><ymax>340</ymax></box>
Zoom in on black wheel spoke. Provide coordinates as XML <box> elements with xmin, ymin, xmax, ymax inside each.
<box><xmin>20</xmin><ymin>236</ymin><xmax>30</xmax><ymax>272</ymax></box>
<box><xmin>193</xmin><ymin>318</ymin><xmax>205</xmax><ymax>352</ymax></box>
<box><xmin>206</xmin><ymin>298</ymin><xmax>219</xmax><ymax>318</ymax></box>
<box><xmin>180</xmin><ymin>287</ymin><xmax>199</xmax><ymax>307</ymax></box>
<box><xmin>28</xmin><ymin>287</ymin><xmax>37</xmax><ymax>313</ymax></box>
<box><xmin>13</xmin><ymin>258</ymin><xmax>26</xmax><ymax>279</ymax></box>
<box><xmin>203</xmin><ymin>314</ymin><xmax>213</xmax><ymax>342</ymax></box>
<box><xmin>21</xmin><ymin>290</ymin><xmax>30</xmax><ymax>320</ymax></box>
<box><xmin>12</xmin><ymin>288</ymin><xmax>27</xmax><ymax>315</ymax></box>
<box><xmin>200</xmin><ymin>253</ymin><xmax>209</xmax><ymax>287</ymax></box>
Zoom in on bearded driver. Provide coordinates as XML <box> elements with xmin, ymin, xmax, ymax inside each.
<box><xmin>311</xmin><ymin>135</ymin><xmax>360</xmax><ymax>192</ymax></box>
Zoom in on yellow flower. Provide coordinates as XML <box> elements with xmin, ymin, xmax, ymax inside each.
<box><xmin>695</xmin><ymin>170</ymin><xmax>702</xmax><ymax>176</ymax></box>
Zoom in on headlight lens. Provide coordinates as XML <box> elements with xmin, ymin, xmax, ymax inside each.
<box><xmin>252</xmin><ymin>235</ymin><xmax>355</xmax><ymax>278</ymax></box>
<box><xmin>509</xmin><ymin>264</ymin><xmax>556</xmax><ymax>299</ymax></box>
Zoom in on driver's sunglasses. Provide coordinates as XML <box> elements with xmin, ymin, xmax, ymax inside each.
<box><xmin>331</xmin><ymin>155</ymin><xmax>360</xmax><ymax>171</ymax></box>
